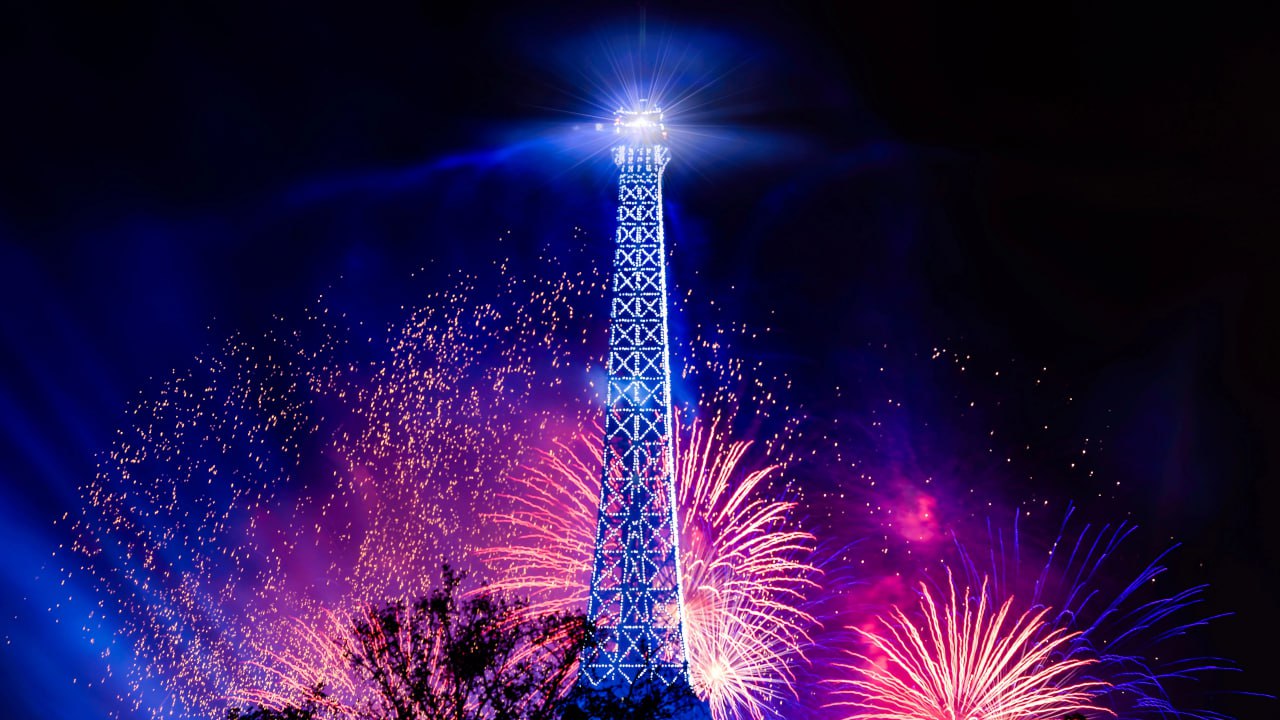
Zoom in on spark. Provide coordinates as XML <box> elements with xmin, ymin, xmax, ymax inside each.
<box><xmin>67</xmin><ymin>254</ymin><xmax>605</xmax><ymax>718</ymax></box>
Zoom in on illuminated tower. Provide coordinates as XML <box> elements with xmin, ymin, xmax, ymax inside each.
<box><xmin>581</xmin><ymin>104</ymin><xmax>694</xmax><ymax>693</ymax></box>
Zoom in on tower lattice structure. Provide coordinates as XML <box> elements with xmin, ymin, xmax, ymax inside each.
<box><xmin>582</xmin><ymin>106</ymin><xmax>692</xmax><ymax>691</ymax></box>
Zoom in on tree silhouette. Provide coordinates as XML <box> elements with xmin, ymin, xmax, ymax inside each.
<box><xmin>228</xmin><ymin>565</ymin><xmax>593</xmax><ymax>720</ymax></box>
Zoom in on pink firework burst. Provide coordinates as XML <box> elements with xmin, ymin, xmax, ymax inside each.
<box><xmin>827</xmin><ymin>571</ymin><xmax>1111</xmax><ymax>720</ymax></box>
<box><xmin>481</xmin><ymin>412</ymin><xmax>819</xmax><ymax>720</ymax></box>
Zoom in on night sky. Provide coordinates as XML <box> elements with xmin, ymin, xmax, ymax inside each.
<box><xmin>1</xmin><ymin>2</ymin><xmax>1276</xmax><ymax>717</ymax></box>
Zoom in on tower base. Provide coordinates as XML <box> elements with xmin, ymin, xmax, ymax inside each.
<box><xmin>565</xmin><ymin>676</ymin><xmax>711</xmax><ymax>720</ymax></box>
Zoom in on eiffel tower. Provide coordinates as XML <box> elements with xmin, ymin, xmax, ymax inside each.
<box><xmin>578</xmin><ymin>104</ymin><xmax>702</xmax><ymax>713</ymax></box>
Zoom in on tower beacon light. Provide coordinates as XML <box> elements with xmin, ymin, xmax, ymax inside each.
<box><xmin>613</xmin><ymin>103</ymin><xmax>668</xmax><ymax>145</ymax></box>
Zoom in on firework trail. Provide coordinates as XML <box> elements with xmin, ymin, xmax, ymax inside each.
<box><xmin>481</xmin><ymin>409</ymin><xmax>819</xmax><ymax>720</ymax></box>
<box><xmin>827</xmin><ymin>571</ymin><xmax>1110</xmax><ymax>720</ymax></box>
<box><xmin>231</xmin><ymin>609</ymin><xmax>363</xmax><ymax>717</ymax></box>
<box><xmin>676</xmin><ymin>415</ymin><xmax>821</xmax><ymax>719</ymax></box>
<box><xmin>946</xmin><ymin>509</ymin><xmax>1239</xmax><ymax>719</ymax></box>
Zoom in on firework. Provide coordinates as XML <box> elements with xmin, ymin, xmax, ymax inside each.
<box><xmin>947</xmin><ymin>509</ymin><xmax>1238</xmax><ymax>719</ymax></box>
<box><xmin>66</xmin><ymin>244</ymin><xmax>816</xmax><ymax>719</ymax></box>
<box><xmin>67</xmin><ymin>253</ymin><xmax>606</xmax><ymax>718</ymax></box>
<box><xmin>61</xmin><ymin>241</ymin><xmax>1247</xmax><ymax>720</ymax></box>
<box><xmin>481</xmin><ymin>411</ymin><xmax>819</xmax><ymax>720</ymax></box>
<box><xmin>810</xmin><ymin>498</ymin><xmax>1240</xmax><ymax>720</ymax></box>
<box><xmin>827</xmin><ymin>571</ymin><xmax>1110</xmax><ymax>720</ymax></box>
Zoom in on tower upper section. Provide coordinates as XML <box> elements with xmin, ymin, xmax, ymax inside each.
<box><xmin>612</xmin><ymin>105</ymin><xmax>669</xmax><ymax>174</ymax></box>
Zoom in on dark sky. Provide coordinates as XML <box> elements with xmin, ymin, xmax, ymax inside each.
<box><xmin>1</xmin><ymin>1</ymin><xmax>1276</xmax><ymax>717</ymax></box>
